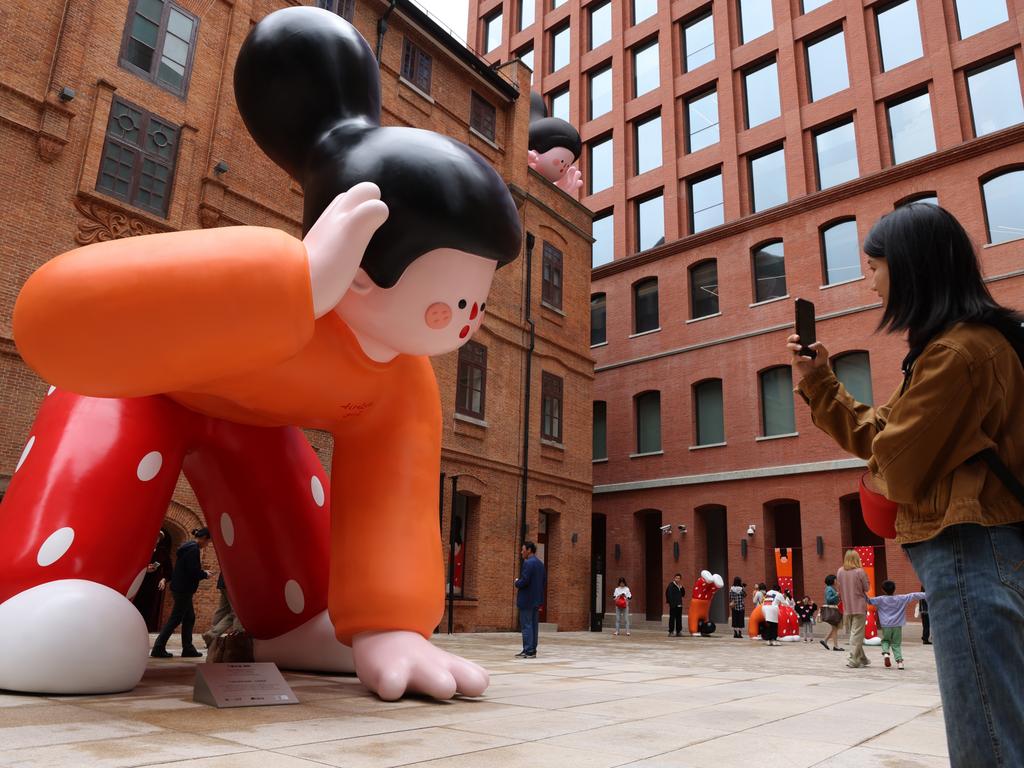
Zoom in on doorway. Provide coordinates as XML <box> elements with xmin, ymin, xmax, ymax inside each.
<box><xmin>640</xmin><ymin>510</ymin><xmax>663</xmax><ymax>620</ymax></box>
<box><xmin>591</xmin><ymin>512</ymin><xmax>607</xmax><ymax>626</ymax></box>
<box><xmin>765</xmin><ymin>500</ymin><xmax>803</xmax><ymax>599</ymax></box>
<box><xmin>696</xmin><ymin>505</ymin><xmax>729</xmax><ymax>623</ymax></box>
<box><xmin>840</xmin><ymin>493</ymin><xmax>887</xmax><ymax>587</ymax></box>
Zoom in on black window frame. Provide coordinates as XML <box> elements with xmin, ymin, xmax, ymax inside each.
<box><xmin>688</xmin><ymin>168</ymin><xmax>724</xmax><ymax>234</ymax></box>
<box><xmin>401</xmin><ymin>37</ymin><xmax>433</xmax><ymax>95</ymax></box>
<box><xmin>541</xmin><ymin>372</ymin><xmax>564</xmax><ymax>443</ymax></box>
<box><xmin>589</xmin><ymin>63</ymin><xmax>614</xmax><ymax>119</ymax></box>
<box><xmin>743</xmin><ymin>57</ymin><xmax>780</xmax><ymax>129</ymax></box>
<box><xmin>634</xmin><ymin>390</ymin><xmax>662</xmax><ymax>454</ymax></box>
<box><xmin>832</xmin><ymin>350</ymin><xmax>874</xmax><ymax>405</ymax></box>
<box><xmin>751</xmin><ymin>239</ymin><xmax>787</xmax><ymax>303</ymax></box>
<box><xmin>813</xmin><ymin>117</ymin><xmax>858</xmax><ymax>191</ymax></box>
<box><xmin>681</xmin><ymin>7</ymin><xmax>715</xmax><ymax>73</ymax></box>
<box><xmin>980</xmin><ymin>167</ymin><xmax>1024</xmax><ymax>245</ymax></box>
<box><xmin>634</xmin><ymin>110</ymin><xmax>662</xmax><ymax>175</ymax></box>
<box><xmin>484</xmin><ymin>9</ymin><xmax>504</xmax><ymax>53</ymax></box>
<box><xmin>875</xmin><ymin>0</ymin><xmax>924</xmax><ymax>73</ymax></box>
<box><xmin>953</xmin><ymin>0</ymin><xmax>1010</xmax><ymax>40</ymax></box>
<box><xmin>591</xmin><ymin>293</ymin><xmax>607</xmax><ymax>346</ymax></box>
<box><xmin>965</xmin><ymin>56</ymin><xmax>1024</xmax><ymax>139</ymax></box>
<box><xmin>804</xmin><ymin>25</ymin><xmax>848</xmax><ymax>102</ymax></box>
<box><xmin>633</xmin><ymin>277</ymin><xmax>659</xmax><ymax>334</ymax></box>
<box><xmin>694</xmin><ymin>378</ymin><xmax>725</xmax><ymax>446</ymax></box>
<box><xmin>632</xmin><ymin>37</ymin><xmax>660</xmax><ymax>98</ymax></box>
<box><xmin>118</xmin><ymin>0</ymin><xmax>199</xmax><ymax>98</ymax></box>
<box><xmin>455</xmin><ymin>340</ymin><xmax>488</xmax><ymax>420</ymax></box>
<box><xmin>588</xmin><ymin>133</ymin><xmax>614</xmax><ymax>195</ymax></box>
<box><xmin>589</xmin><ymin>0</ymin><xmax>612</xmax><ymax>50</ymax></box>
<box><xmin>689</xmin><ymin>258</ymin><xmax>720</xmax><ymax>319</ymax></box>
<box><xmin>635</xmin><ymin>190</ymin><xmax>665</xmax><ymax>252</ymax></box>
<box><xmin>759</xmin><ymin>365</ymin><xmax>796</xmax><ymax>437</ymax></box>
<box><xmin>470</xmin><ymin>91</ymin><xmax>497</xmax><ymax>141</ymax></box>
<box><xmin>748</xmin><ymin>144</ymin><xmax>787</xmax><ymax>213</ymax></box>
<box><xmin>593</xmin><ymin>401</ymin><xmax>608</xmax><ymax>460</ymax></box>
<box><xmin>542</xmin><ymin>241</ymin><xmax>564</xmax><ymax>310</ymax></box>
<box><xmin>886</xmin><ymin>89</ymin><xmax>935</xmax><ymax>165</ymax></box>
<box><xmin>519</xmin><ymin>0</ymin><xmax>536</xmax><ymax>32</ymax></box>
<box><xmin>548</xmin><ymin>85</ymin><xmax>571</xmax><ymax>122</ymax></box>
<box><xmin>738</xmin><ymin>0</ymin><xmax>774</xmax><ymax>45</ymax></box>
<box><xmin>686</xmin><ymin>86</ymin><xmax>719</xmax><ymax>153</ymax></box>
<box><xmin>820</xmin><ymin>217</ymin><xmax>862</xmax><ymax>285</ymax></box>
<box><xmin>550</xmin><ymin>21</ymin><xmax>571</xmax><ymax>72</ymax></box>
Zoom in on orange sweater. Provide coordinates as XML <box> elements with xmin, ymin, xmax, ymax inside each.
<box><xmin>13</xmin><ymin>226</ymin><xmax>444</xmax><ymax>644</ymax></box>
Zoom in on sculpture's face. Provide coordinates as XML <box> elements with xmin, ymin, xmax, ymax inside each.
<box><xmin>336</xmin><ymin>248</ymin><xmax>496</xmax><ymax>362</ymax></box>
<box><xmin>533</xmin><ymin>146</ymin><xmax>576</xmax><ymax>182</ymax></box>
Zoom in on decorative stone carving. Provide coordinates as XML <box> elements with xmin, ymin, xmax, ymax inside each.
<box><xmin>74</xmin><ymin>197</ymin><xmax>163</xmax><ymax>245</ymax></box>
<box><xmin>198</xmin><ymin>204</ymin><xmax>222</xmax><ymax>228</ymax></box>
<box><xmin>36</xmin><ymin>133</ymin><xmax>67</xmax><ymax>162</ymax></box>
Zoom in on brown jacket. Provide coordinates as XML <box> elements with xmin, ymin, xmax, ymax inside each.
<box><xmin>797</xmin><ymin>322</ymin><xmax>1024</xmax><ymax>544</ymax></box>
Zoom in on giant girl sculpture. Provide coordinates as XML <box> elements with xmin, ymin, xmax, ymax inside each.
<box><xmin>527</xmin><ymin>92</ymin><xmax>583</xmax><ymax>193</ymax></box>
<box><xmin>0</xmin><ymin>7</ymin><xmax>520</xmax><ymax>698</ymax></box>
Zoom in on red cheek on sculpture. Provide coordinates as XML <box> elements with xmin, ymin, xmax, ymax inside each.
<box><xmin>469</xmin><ymin>302</ymin><xmax>479</xmax><ymax>320</ymax></box>
<box><xmin>459</xmin><ymin>325</ymin><xmax>470</xmax><ymax>339</ymax></box>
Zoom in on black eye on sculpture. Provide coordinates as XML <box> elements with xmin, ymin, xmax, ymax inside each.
<box><xmin>480</xmin><ymin>303</ymin><xmax>486</xmax><ymax>311</ymax></box>
<box><xmin>458</xmin><ymin>299</ymin><xmax>467</xmax><ymax>309</ymax></box>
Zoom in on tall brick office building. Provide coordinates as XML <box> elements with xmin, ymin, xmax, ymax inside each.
<box><xmin>472</xmin><ymin>0</ymin><xmax>1024</xmax><ymax>621</ymax></box>
<box><xmin>0</xmin><ymin>0</ymin><xmax>594</xmax><ymax>635</ymax></box>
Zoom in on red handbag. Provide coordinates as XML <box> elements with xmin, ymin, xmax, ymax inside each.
<box><xmin>859</xmin><ymin>472</ymin><xmax>897</xmax><ymax>539</ymax></box>
<box><xmin>614</xmin><ymin>594</ymin><xmax>627</xmax><ymax>609</ymax></box>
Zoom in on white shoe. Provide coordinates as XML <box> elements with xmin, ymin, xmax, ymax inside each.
<box><xmin>253</xmin><ymin>610</ymin><xmax>355</xmax><ymax>673</ymax></box>
<box><xmin>0</xmin><ymin>580</ymin><xmax>148</xmax><ymax>694</ymax></box>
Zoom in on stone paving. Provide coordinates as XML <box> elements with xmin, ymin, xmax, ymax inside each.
<box><xmin>0</xmin><ymin>626</ymin><xmax>948</xmax><ymax>767</ymax></box>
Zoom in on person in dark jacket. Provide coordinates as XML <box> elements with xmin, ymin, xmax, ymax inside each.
<box><xmin>152</xmin><ymin>528</ymin><xmax>212</xmax><ymax>658</ymax></box>
<box><xmin>514</xmin><ymin>541</ymin><xmax>546</xmax><ymax>658</ymax></box>
<box><xmin>665</xmin><ymin>574</ymin><xmax>685</xmax><ymax>637</ymax></box>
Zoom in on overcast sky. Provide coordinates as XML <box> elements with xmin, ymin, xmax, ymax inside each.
<box><xmin>413</xmin><ymin>0</ymin><xmax>470</xmax><ymax>46</ymax></box>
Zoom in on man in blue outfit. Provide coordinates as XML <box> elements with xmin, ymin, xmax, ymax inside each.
<box><xmin>514</xmin><ymin>541</ymin><xmax>546</xmax><ymax>658</ymax></box>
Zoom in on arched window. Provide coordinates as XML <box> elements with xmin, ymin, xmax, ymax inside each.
<box><xmin>981</xmin><ymin>169</ymin><xmax>1024</xmax><ymax>244</ymax></box>
<box><xmin>820</xmin><ymin>219</ymin><xmax>861</xmax><ymax>285</ymax></box>
<box><xmin>591</xmin><ymin>293</ymin><xmax>607</xmax><ymax>346</ymax></box>
<box><xmin>834</xmin><ymin>351</ymin><xmax>874</xmax><ymax>405</ymax></box>
<box><xmin>694</xmin><ymin>379</ymin><xmax>725</xmax><ymax>445</ymax></box>
<box><xmin>751</xmin><ymin>240</ymin><xmax>787</xmax><ymax>303</ymax></box>
<box><xmin>895</xmin><ymin>192</ymin><xmax>938</xmax><ymax>208</ymax></box>
<box><xmin>759</xmin><ymin>366</ymin><xmax>795</xmax><ymax>436</ymax></box>
<box><xmin>635</xmin><ymin>390</ymin><xmax>662</xmax><ymax>453</ymax></box>
<box><xmin>690</xmin><ymin>259</ymin><xmax>719</xmax><ymax>318</ymax></box>
<box><xmin>633</xmin><ymin>278</ymin><xmax>659</xmax><ymax>333</ymax></box>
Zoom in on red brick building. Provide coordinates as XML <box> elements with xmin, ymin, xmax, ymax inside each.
<box><xmin>472</xmin><ymin>0</ymin><xmax>1024</xmax><ymax>621</ymax></box>
<box><xmin>0</xmin><ymin>0</ymin><xmax>594</xmax><ymax>635</ymax></box>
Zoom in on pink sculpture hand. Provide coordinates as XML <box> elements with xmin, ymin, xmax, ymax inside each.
<box><xmin>555</xmin><ymin>165</ymin><xmax>583</xmax><ymax>193</ymax></box>
<box><xmin>527</xmin><ymin>149</ymin><xmax>541</xmax><ymax>170</ymax></box>
<box><xmin>303</xmin><ymin>181</ymin><xmax>389</xmax><ymax>318</ymax></box>
<box><xmin>352</xmin><ymin>630</ymin><xmax>489</xmax><ymax>701</ymax></box>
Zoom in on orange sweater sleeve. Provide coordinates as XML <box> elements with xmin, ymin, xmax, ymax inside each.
<box><xmin>327</xmin><ymin>358</ymin><xmax>445</xmax><ymax>644</ymax></box>
<box><xmin>13</xmin><ymin>227</ymin><xmax>314</xmax><ymax>397</ymax></box>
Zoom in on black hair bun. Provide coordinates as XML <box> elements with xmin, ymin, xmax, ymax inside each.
<box><xmin>527</xmin><ymin>91</ymin><xmax>581</xmax><ymax>161</ymax></box>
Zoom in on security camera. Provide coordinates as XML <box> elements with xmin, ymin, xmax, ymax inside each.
<box><xmin>747</xmin><ymin>524</ymin><xmax>756</xmax><ymax>537</ymax></box>
<box><xmin>659</xmin><ymin>524</ymin><xmax>672</xmax><ymax>534</ymax></box>
<box><xmin>677</xmin><ymin>524</ymin><xmax>687</xmax><ymax>534</ymax></box>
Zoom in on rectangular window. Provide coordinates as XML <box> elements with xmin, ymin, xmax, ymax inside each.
<box><xmin>635</xmin><ymin>391</ymin><xmax>661</xmax><ymax>453</ymax></box>
<box><xmin>316</xmin><ymin>0</ymin><xmax>355</xmax><ymax>19</ymax></box>
<box><xmin>593</xmin><ymin>402</ymin><xmax>608</xmax><ymax>460</ymax></box>
<box><xmin>97</xmin><ymin>97</ymin><xmax>179</xmax><ymax>217</ymax></box>
<box><xmin>401</xmin><ymin>38</ymin><xmax>433</xmax><ymax>94</ymax></box>
<box><xmin>814</xmin><ymin>119</ymin><xmax>858</xmax><ymax>190</ymax></box>
<box><xmin>683</xmin><ymin>10</ymin><xmax>715</xmax><ymax>72</ymax></box>
<box><xmin>967</xmin><ymin>58</ymin><xmax>1024</xmax><ymax>138</ymax></box>
<box><xmin>549</xmin><ymin>87</ymin><xmax>570</xmax><ymax>122</ymax></box>
<box><xmin>588</xmin><ymin>135</ymin><xmax>614</xmax><ymax>194</ymax></box>
<box><xmin>690</xmin><ymin>260</ymin><xmax>719</xmax><ymax>318</ymax></box>
<box><xmin>806</xmin><ymin>28</ymin><xmax>848</xmax><ymax>101</ymax></box>
<box><xmin>633</xmin><ymin>39</ymin><xmax>660</xmax><ymax>97</ymax></box>
<box><xmin>551</xmin><ymin>22</ymin><xmax>570</xmax><ymax>72</ymax></box>
<box><xmin>519</xmin><ymin>0</ymin><xmax>535</xmax><ymax>31</ymax></box>
<box><xmin>822</xmin><ymin>220</ymin><xmax>861</xmax><ymax>284</ymax></box>
<box><xmin>542</xmin><ymin>242</ymin><xmax>563</xmax><ymax>309</ymax></box>
<box><xmin>635</xmin><ymin>113</ymin><xmax>662</xmax><ymax>175</ymax></box>
<box><xmin>802</xmin><ymin>0</ymin><xmax>831</xmax><ymax>11</ymax></box>
<box><xmin>744</xmin><ymin>60</ymin><xmax>780</xmax><ymax>128</ymax></box>
<box><xmin>455</xmin><ymin>341</ymin><xmax>487</xmax><ymax>419</ymax></box>
<box><xmin>589</xmin><ymin>65</ymin><xmax>613</xmax><ymax>119</ymax></box>
<box><xmin>518</xmin><ymin>46</ymin><xmax>535</xmax><ymax>84</ymax></box>
<box><xmin>591</xmin><ymin>294</ymin><xmax>607</xmax><ymax>345</ymax></box>
<box><xmin>687</xmin><ymin>89</ymin><xmax>719</xmax><ymax>152</ymax></box>
<box><xmin>739</xmin><ymin>0</ymin><xmax>773</xmax><ymax>44</ymax></box>
<box><xmin>470</xmin><ymin>92</ymin><xmax>497</xmax><ymax>141</ymax></box>
<box><xmin>541</xmin><ymin>372</ymin><xmax>563</xmax><ymax>442</ymax></box>
<box><xmin>761</xmin><ymin>367</ymin><xmax>795</xmax><ymax>436</ymax></box>
<box><xmin>590</xmin><ymin>1</ymin><xmax>612</xmax><ymax>49</ymax></box>
<box><xmin>636</xmin><ymin>193</ymin><xmax>665</xmax><ymax>251</ymax></box>
<box><xmin>120</xmin><ymin>0</ymin><xmax>198</xmax><ymax>96</ymax></box>
<box><xmin>485</xmin><ymin>11</ymin><xmax>503</xmax><ymax>52</ymax></box>
<box><xmin>695</xmin><ymin>380</ymin><xmax>725</xmax><ymax>445</ymax></box>
<box><xmin>592</xmin><ymin>211</ymin><xmax>614</xmax><ymax>267</ymax></box>
<box><xmin>750</xmin><ymin>146</ymin><xmax>787</xmax><ymax>212</ymax></box>
<box><xmin>633</xmin><ymin>0</ymin><xmax>657</xmax><ymax>24</ymax></box>
<box><xmin>689</xmin><ymin>171</ymin><xmax>724</xmax><ymax>233</ymax></box>
<box><xmin>633</xmin><ymin>278</ymin><xmax>659</xmax><ymax>334</ymax></box>
<box><xmin>876</xmin><ymin>0</ymin><xmax>923</xmax><ymax>72</ymax></box>
<box><xmin>449</xmin><ymin>492</ymin><xmax>469</xmax><ymax>597</ymax></box>
<box><xmin>888</xmin><ymin>91</ymin><xmax>935</xmax><ymax>164</ymax></box>
<box><xmin>954</xmin><ymin>0</ymin><xmax>1008</xmax><ymax>40</ymax></box>
<box><xmin>752</xmin><ymin>241</ymin><xmax>787</xmax><ymax>303</ymax></box>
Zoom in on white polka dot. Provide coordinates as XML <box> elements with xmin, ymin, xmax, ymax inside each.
<box><xmin>136</xmin><ymin>451</ymin><xmax>163</xmax><ymax>482</ymax></box>
<box><xmin>46</xmin><ymin>385</ymin><xmax>56</xmax><ymax>396</ymax></box>
<box><xmin>284</xmin><ymin>580</ymin><xmax>305</xmax><ymax>614</ymax></box>
<box><xmin>37</xmin><ymin>527</ymin><xmax>75</xmax><ymax>567</ymax></box>
<box><xmin>310</xmin><ymin>476</ymin><xmax>325</xmax><ymax>507</ymax></box>
<box><xmin>126</xmin><ymin>566</ymin><xmax>148</xmax><ymax>599</ymax></box>
<box><xmin>15</xmin><ymin>436</ymin><xmax>35</xmax><ymax>473</ymax></box>
<box><xmin>220</xmin><ymin>513</ymin><xmax>235</xmax><ymax>547</ymax></box>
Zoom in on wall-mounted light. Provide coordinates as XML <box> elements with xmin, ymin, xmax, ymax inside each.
<box><xmin>614</xmin><ymin>543</ymin><xmax>621</xmax><ymax>562</ymax></box>
<box><xmin>816</xmin><ymin>535</ymin><xmax>824</xmax><ymax>557</ymax></box>
<box><xmin>58</xmin><ymin>86</ymin><xmax>76</xmax><ymax>102</ymax></box>
<box><xmin>740</xmin><ymin>539</ymin><xmax>748</xmax><ymax>558</ymax></box>
<box><xmin>747</xmin><ymin>524</ymin><xmax>757</xmax><ymax>537</ymax></box>
<box><xmin>213</xmin><ymin>160</ymin><xmax>229</xmax><ymax>176</ymax></box>
<box><xmin>673</xmin><ymin>541</ymin><xmax>680</xmax><ymax>561</ymax></box>
<box><xmin>677</xmin><ymin>524</ymin><xmax>687</xmax><ymax>534</ymax></box>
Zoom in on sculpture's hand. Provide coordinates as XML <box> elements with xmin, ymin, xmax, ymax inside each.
<box><xmin>352</xmin><ymin>629</ymin><xmax>489</xmax><ymax>701</ymax></box>
<box><xmin>527</xmin><ymin>149</ymin><xmax>541</xmax><ymax>169</ymax></box>
<box><xmin>555</xmin><ymin>165</ymin><xmax>583</xmax><ymax>193</ymax></box>
<box><xmin>304</xmin><ymin>182</ymin><xmax>389</xmax><ymax>317</ymax></box>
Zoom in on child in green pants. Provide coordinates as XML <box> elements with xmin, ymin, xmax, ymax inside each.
<box><xmin>867</xmin><ymin>581</ymin><xmax>927</xmax><ymax>669</ymax></box>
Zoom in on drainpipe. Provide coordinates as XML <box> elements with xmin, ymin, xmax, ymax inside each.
<box><xmin>518</xmin><ymin>233</ymin><xmax>536</xmax><ymax>547</ymax></box>
<box><xmin>375</xmin><ymin>0</ymin><xmax>398</xmax><ymax>63</ymax></box>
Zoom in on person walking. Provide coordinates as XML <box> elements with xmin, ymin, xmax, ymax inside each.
<box><xmin>514</xmin><ymin>541</ymin><xmax>546</xmax><ymax>659</ymax></box>
<box><xmin>787</xmin><ymin>202</ymin><xmax>1024</xmax><ymax>766</ymax></box>
<box><xmin>151</xmin><ymin>528</ymin><xmax>212</xmax><ymax>658</ymax></box>
<box><xmin>819</xmin><ymin>574</ymin><xmax>844</xmax><ymax>652</ymax></box>
<box><xmin>612</xmin><ymin>577</ymin><xmax>632</xmax><ymax>636</ymax></box>
<box><xmin>729</xmin><ymin>577</ymin><xmax>746</xmax><ymax>638</ymax></box>
<box><xmin>665</xmin><ymin>573</ymin><xmax>685</xmax><ymax>637</ymax></box>
<box><xmin>835</xmin><ymin>550</ymin><xmax>870</xmax><ymax>668</ymax></box>
<box><xmin>868</xmin><ymin>580</ymin><xmax>926</xmax><ymax>670</ymax></box>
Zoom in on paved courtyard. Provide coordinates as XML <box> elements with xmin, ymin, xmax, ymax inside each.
<box><xmin>0</xmin><ymin>626</ymin><xmax>948</xmax><ymax>767</ymax></box>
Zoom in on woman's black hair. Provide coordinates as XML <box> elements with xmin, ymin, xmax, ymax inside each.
<box><xmin>527</xmin><ymin>92</ymin><xmax>582</xmax><ymax>161</ymax></box>
<box><xmin>825</xmin><ymin>574</ymin><xmax>836</xmax><ymax>586</ymax></box>
<box><xmin>864</xmin><ymin>203</ymin><xmax>1024</xmax><ymax>355</ymax></box>
<box><xmin>732</xmin><ymin>576</ymin><xmax>743</xmax><ymax>586</ymax></box>
<box><xmin>234</xmin><ymin>7</ymin><xmax>521</xmax><ymax>288</ymax></box>
<box><xmin>617</xmin><ymin>576</ymin><xmax>628</xmax><ymax>586</ymax></box>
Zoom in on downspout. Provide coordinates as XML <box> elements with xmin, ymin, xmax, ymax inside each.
<box><xmin>375</xmin><ymin>0</ymin><xmax>398</xmax><ymax>63</ymax></box>
<box><xmin>518</xmin><ymin>232</ymin><xmax>536</xmax><ymax>546</ymax></box>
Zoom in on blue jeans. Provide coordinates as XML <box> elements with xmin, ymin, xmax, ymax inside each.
<box><xmin>519</xmin><ymin>606</ymin><xmax>539</xmax><ymax>654</ymax></box>
<box><xmin>905</xmin><ymin>523</ymin><xmax>1024</xmax><ymax>768</ymax></box>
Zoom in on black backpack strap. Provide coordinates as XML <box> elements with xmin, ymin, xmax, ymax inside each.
<box><xmin>973</xmin><ymin>448</ymin><xmax>1024</xmax><ymax>508</ymax></box>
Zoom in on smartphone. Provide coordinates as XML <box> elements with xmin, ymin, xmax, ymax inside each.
<box><xmin>794</xmin><ymin>298</ymin><xmax>817</xmax><ymax>359</ymax></box>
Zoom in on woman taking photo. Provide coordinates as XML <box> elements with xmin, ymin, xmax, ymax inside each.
<box><xmin>787</xmin><ymin>203</ymin><xmax>1024</xmax><ymax>767</ymax></box>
